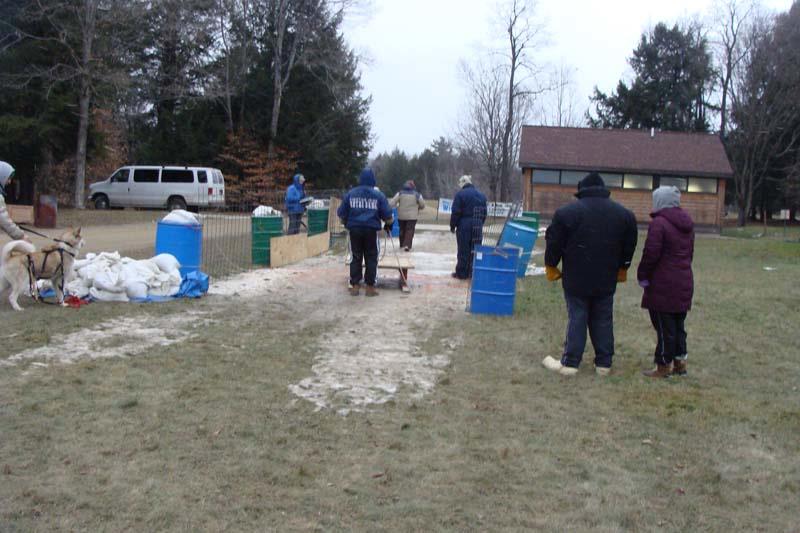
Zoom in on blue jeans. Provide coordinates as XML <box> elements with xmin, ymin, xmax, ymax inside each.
<box><xmin>561</xmin><ymin>292</ymin><xmax>615</xmax><ymax>369</ymax></box>
<box><xmin>287</xmin><ymin>213</ymin><xmax>303</xmax><ymax>235</ymax></box>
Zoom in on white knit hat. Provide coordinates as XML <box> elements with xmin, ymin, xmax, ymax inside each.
<box><xmin>458</xmin><ymin>175</ymin><xmax>472</xmax><ymax>188</ymax></box>
<box><xmin>0</xmin><ymin>161</ymin><xmax>14</xmax><ymax>187</ymax></box>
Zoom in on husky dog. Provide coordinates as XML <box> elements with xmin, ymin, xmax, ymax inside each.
<box><xmin>0</xmin><ymin>227</ymin><xmax>84</xmax><ymax>311</ymax></box>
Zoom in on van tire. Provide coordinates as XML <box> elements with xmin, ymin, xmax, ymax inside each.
<box><xmin>94</xmin><ymin>194</ymin><xmax>110</xmax><ymax>210</ymax></box>
<box><xmin>167</xmin><ymin>196</ymin><xmax>187</xmax><ymax>211</ymax></box>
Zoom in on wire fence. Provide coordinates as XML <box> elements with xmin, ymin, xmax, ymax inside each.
<box><xmin>197</xmin><ymin>187</ymin><xmax>346</xmax><ymax>279</ymax></box>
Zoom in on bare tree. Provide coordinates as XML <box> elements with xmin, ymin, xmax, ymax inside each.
<box><xmin>496</xmin><ymin>0</ymin><xmax>544</xmax><ymax>201</ymax></box>
<box><xmin>710</xmin><ymin>0</ymin><xmax>755</xmax><ymax>139</ymax></box>
<box><xmin>211</xmin><ymin>0</ymin><xmax>254</xmax><ymax>133</ymax></box>
<box><xmin>265</xmin><ymin>0</ymin><xmax>362</xmax><ymax>156</ymax></box>
<box><xmin>457</xmin><ymin>0</ymin><xmax>543</xmax><ymax>201</ymax></box>
<box><xmin>535</xmin><ymin>62</ymin><xmax>582</xmax><ymax>127</ymax></box>
<box><xmin>727</xmin><ymin>12</ymin><xmax>800</xmax><ymax>226</ymax></box>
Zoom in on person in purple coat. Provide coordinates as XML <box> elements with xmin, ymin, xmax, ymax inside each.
<box><xmin>637</xmin><ymin>185</ymin><xmax>695</xmax><ymax>378</ymax></box>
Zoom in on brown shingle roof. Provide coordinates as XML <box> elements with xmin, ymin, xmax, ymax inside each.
<box><xmin>519</xmin><ymin>126</ymin><xmax>733</xmax><ymax>178</ymax></box>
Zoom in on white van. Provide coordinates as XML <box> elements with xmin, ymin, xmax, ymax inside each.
<box><xmin>89</xmin><ymin>166</ymin><xmax>225</xmax><ymax>210</ymax></box>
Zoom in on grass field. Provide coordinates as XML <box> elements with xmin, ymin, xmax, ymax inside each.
<box><xmin>1</xmin><ymin>231</ymin><xmax>799</xmax><ymax>531</ymax></box>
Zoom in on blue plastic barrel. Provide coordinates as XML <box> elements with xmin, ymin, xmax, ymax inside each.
<box><xmin>469</xmin><ymin>245</ymin><xmax>520</xmax><ymax>316</ymax></box>
<box><xmin>391</xmin><ymin>208</ymin><xmax>400</xmax><ymax>237</ymax></box>
<box><xmin>155</xmin><ymin>221</ymin><xmax>203</xmax><ymax>277</ymax></box>
<box><xmin>499</xmin><ymin>221</ymin><xmax>538</xmax><ymax>277</ymax></box>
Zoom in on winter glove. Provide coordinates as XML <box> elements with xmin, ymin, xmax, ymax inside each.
<box><xmin>450</xmin><ymin>226</ymin><xmax>456</xmax><ymax>234</ymax></box>
<box><xmin>384</xmin><ymin>221</ymin><xmax>393</xmax><ymax>233</ymax></box>
<box><xmin>616</xmin><ymin>268</ymin><xmax>628</xmax><ymax>283</ymax></box>
<box><xmin>638</xmin><ymin>279</ymin><xmax>650</xmax><ymax>288</ymax></box>
<box><xmin>545</xmin><ymin>266</ymin><xmax>562</xmax><ymax>282</ymax></box>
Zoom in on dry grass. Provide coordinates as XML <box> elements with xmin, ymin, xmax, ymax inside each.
<box><xmin>1</xmin><ymin>233</ymin><xmax>799</xmax><ymax>531</ymax></box>
<box><xmin>56</xmin><ymin>208</ymin><xmax>170</xmax><ymax>229</ymax></box>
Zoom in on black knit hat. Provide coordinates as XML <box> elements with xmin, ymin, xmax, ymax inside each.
<box><xmin>577</xmin><ymin>172</ymin><xmax>605</xmax><ymax>190</ymax></box>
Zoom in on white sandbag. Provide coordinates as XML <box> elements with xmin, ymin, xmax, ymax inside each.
<box><xmin>89</xmin><ymin>287</ymin><xmax>129</xmax><ymax>302</ymax></box>
<box><xmin>66</xmin><ymin>278</ymin><xmax>91</xmax><ymax>299</ymax></box>
<box><xmin>252</xmin><ymin>205</ymin><xmax>281</xmax><ymax>217</ymax></box>
<box><xmin>125</xmin><ymin>281</ymin><xmax>149</xmax><ymax>299</ymax></box>
<box><xmin>161</xmin><ymin>209</ymin><xmax>200</xmax><ymax>226</ymax></box>
<box><xmin>93</xmin><ymin>270</ymin><xmax>125</xmax><ymax>293</ymax></box>
<box><xmin>152</xmin><ymin>253</ymin><xmax>181</xmax><ymax>273</ymax></box>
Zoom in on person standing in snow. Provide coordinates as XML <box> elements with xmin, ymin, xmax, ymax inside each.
<box><xmin>449</xmin><ymin>175</ymin><xmax>487</xmax><ymax>279</ymax></box>
<box><xmin>337</xmin><ymin>168</ymin><xmax>394</xmax><ymax>296</ymax></box>
<box><xmin>389</xmin><ymin>180</ymin><xmax>425</xmax><ymax>251</ymax></box>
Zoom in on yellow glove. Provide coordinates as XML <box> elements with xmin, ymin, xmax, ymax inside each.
<box><xmin>546</xmin><ymin>266</ymin><xmax>562</xmax><ymax>281</ymax></box>
<box><xmin>617</xmin><ymin>268</ymin><xmax>628</xmax><ymax>283</ymax></box>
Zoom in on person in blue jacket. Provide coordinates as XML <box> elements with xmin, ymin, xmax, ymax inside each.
<box><xmin>450</xmin><ymin>175</ymin><xmax>487</xmax><ymax>279</ymax></box>
<box><xmin>337</xmin><ymin>168</ymin><xmax>394</xmax><ymax>296</ymax></box>
<box><xmin>285</xmin><ymin>173</ymin><xmax>306</xmax><ymax>234</ymax></box>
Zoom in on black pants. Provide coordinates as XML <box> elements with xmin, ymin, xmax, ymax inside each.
<box><xmin>349</xmin><ymin>227</ymin><xmax>378</xmax><ymax>286</ymax></box>
<box><xmin>455</xmin><ymin>223</ymin><xmax>482</xmax><ymax>279</ymax></box>
<box><xmin>648</xmin><ymin>310</ymin><xmax>687</xmax><ymax>366</ymax></box>
<box><xmin>399</xmin><ymin>219</ymin><xmax>417</xmax><ymax>249</ymax></box>
<box><xmin>561</xmin><ymin>292</ymin><xmax>615</xmax><ymax>369</ymax></box>
<box><xmin>287</xmin><ymin>213</ymin><xmax>303</xmax><ymax>235</ymax></box>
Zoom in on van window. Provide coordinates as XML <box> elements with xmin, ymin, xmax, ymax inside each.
<box><xmin>213</xmin><ymin>170</ymin><xmax>224</xmax><ymax>184</ymax></box>
<box><xmin>134</xmin><ymin>169</ymin><xmax>159</xmax><ymax>183</ymax></box>
<box><xmin>197</xmin><ymin>170</ymin><xmax>208</xmax><ymax>184</ymax></box>
<box><xmin>162</xmin><ymin>169</ymin><xmax>195</xmax><ymax>183</ymax></box>
<box><xmin>111</xmin><ymin>169</ymin><xmax>129</xmax><ymax>183</ymax></box>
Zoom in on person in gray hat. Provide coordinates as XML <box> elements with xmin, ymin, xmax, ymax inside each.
<box><xmin>0</xmin><ymin>162</ymin><xmax>28</xmax><ymax>241</ymax></box>
<box><xmin>638</xmin><ymin>185</ymin><xmax>695</xmax><ymax>378</ymax></box>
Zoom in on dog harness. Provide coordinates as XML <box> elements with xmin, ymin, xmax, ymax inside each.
<box><xmin>25</xmin><ymin>246</ymin><xmax>76</xmax><ymax>304</ymax></box>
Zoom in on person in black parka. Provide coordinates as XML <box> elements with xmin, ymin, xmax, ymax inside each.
<box><xmin>542</xmin><ymin>172</ymin><xmax>638</xmax><ymax>376</ymax></box>
<box><xmin>449</xmin><ymin>175</ymin><xmax>487</xmax><ymax>279</ymax></box>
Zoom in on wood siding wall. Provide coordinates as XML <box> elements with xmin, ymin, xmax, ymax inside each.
<box><xmin>521</xmin><ymin>169</ymin><xmax>726</xmax><ymax>227</ymax></box>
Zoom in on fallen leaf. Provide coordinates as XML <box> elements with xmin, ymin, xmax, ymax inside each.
<box><xmin>676</xmin><ymin>488</ymin><xmax>686</xmax><ymax>495</ymax></box>
<box><xmin>642</xmin><ymin>439</ymin><xmax>653</xmax><ymax>445</ymax></box>
<box><xmin>212</xmin><ymin>428</ymin><xmax>223</xmax><ymax>437</ymax></box>
<box><xmin>2</xmin><ymin>464</ymin><xmax>11</xmax><ymax>475</ymax></box>
<box><xmin>371</xmin><ymin>472</ymin><xmax>385</xmax><ymax>479</ymax></box>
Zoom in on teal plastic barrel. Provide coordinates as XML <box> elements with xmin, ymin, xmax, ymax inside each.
<box><xmin>498</xmin><ymin>221</ymin><xmax>538</xmax><ymax>277</ymax></box>
<box><xmin>307</xmin><ymin>208</ymin><xmax>329</xmax><ymax>236</ymax></box>
<box><xmin>155</xmin><ymin>221</ymin><xmax>203</xmax><ymax>277</ymax></box>
<box><xmin>252</xmin><ymin>216</ymin><xmax>283</xmax><ymax>265</ymax></box>
<box><xmin>469</xmin><ymin>245</ymin><xmax>520</xmax><ymax>316</ymax></box>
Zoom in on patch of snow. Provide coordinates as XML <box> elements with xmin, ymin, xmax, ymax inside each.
<box><xmin>1</xmin><ymin>313</ymin><xmax>205</xmax><ymax>368</ymax></box>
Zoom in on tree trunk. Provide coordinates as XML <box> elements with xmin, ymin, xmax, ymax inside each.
<box><xmin>73</xmin><ymin>0</ymin><xmax>97</xmax><ymax>209</ymax></box>
<box><xmin>74</xmin><ymin>82</ymin><xmax>90</xmax><ymax>208</ymax></box>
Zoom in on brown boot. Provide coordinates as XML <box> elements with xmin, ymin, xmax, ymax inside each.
<box><xmin>365</xmin><ymin>285</ymin><xmax>379</xmax><ymax>297</ymax></box>
<box><xmin>349</xmin><ymin>284</ymin><xmax>359</xmax><ymax>296</ymax></box>
<box><xmin>643</xmin><ymin>364</ymin><xmax>672</xmax><ymax>378</ymax></box>
<box><xmin>672</xmin><ymin>359</ymin><xmax>687</xmax><ymax>376</ymax></box>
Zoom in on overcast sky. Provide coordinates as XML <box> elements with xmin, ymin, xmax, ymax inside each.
<box><xmin>344</xmin><ymin>0</ymin><xmax>793</xmax><ymax>158</ymax></box>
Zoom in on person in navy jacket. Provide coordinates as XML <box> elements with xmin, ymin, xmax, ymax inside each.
<box><xmin>337</xmin><ymin>168</ymin><xmax>394</xmax><ymax>296</ymax></box>
<box><xmin>285</xmin><ymin>173</ymin><xmax>306</xmax><ymax>234</ymax></box>
<box><xmin>449</xmin><ymin>175</ymin><xmax>487</xmax><ymax>279</ymax></box>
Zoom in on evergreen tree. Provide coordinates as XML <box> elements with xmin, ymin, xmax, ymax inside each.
<box><xmin>589</xmin><ymin>22</ymin><xmax>714</xmax><ymax>132</ymax></box>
